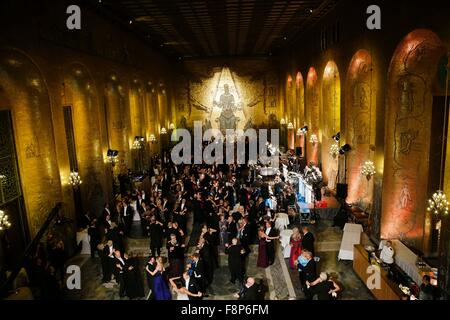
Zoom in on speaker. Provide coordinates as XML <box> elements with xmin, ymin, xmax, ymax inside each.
<box><xmin>295</xmin><ymin>147</ymin><xmax>302</xmax><ymax>156</ymax></box>
<box><xmin>336</xmin><ymin>183</ymin><xmax>348</xmax><ymax>199</ymax></box>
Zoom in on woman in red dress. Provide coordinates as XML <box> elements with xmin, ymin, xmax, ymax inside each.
<box><xmin>289</xmin><ymin>227</ymin><xmax>302</xmax><ymax>269</ymax></box>
<box><xmin>257</xmin><ymin>225</ymin><xmax>269</xmax><ymax>268</ymax></box>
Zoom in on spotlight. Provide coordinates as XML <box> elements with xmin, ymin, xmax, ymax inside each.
<box><xmin>332</xmin><ymin>132</ymin><xmax>340</xmax><ymax>142</ymax></box>
<box><xmin>107</xmin><ymin>149</ymin><xmax>119</xmax><ymax>157</ymax></box>
<box><xmin>339</xmin><ymin>144</ymin><xmax>351</xmax><ymax>155</ymax></box>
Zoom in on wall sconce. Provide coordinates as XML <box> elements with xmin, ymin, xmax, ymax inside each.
<box><xmin>332</xmin><ymin>132</ymin><xmax>341</xmax><ymax>142</ymax></box>
<box><xmin>149</xmin><ymin>134</ymin><xmax>157</xmax><ymax>144</ymax></box>
<box><xmin>296</xmin><ymin>129</ymin><xmax>303</xmax><ymax>136</ymax></box>
<box><xmin>69</xmin><ymin>171</ymin><xmax>82</xmax><ymax>188</ymax></box>
<box><xmin>287</xmin><ymin>122</ymin><xmax>294</xmax><ymax>129</ymax></box>
<box><xmin>427</xmin><ymin>190</ymin><xmax>449</xmax><ymax>216</ymax></box>
<box><xmin>339</xmin><ymin>144</ymin><xmax>351</xmax><ymax>155</ymax></box>
<box><xmin>107</xmin><ymin>149</ymin><xmax>119</xmax><ymax>165</ymax></box>
<box><xmin>132</xmin><ymin>136</ymin><xmax>145</xmax><ymax>149</ymax></box>
<box><xmin>169</xmin><ymin>123</ymin><xmax>175</xmax><ymax>130</ymax></box>
<box><xmin>361</xmin><ymin>160</ymin><xmax>376</xmax><ymax>180</ymax></box>
<box><xmin>280</xmin><ymin>118</ymin><xmax>286</xmax><ymax>125</ymax></box>
<box><xmin>329</xmin><ymin>143</ymin><xmax>340</xmax><ymax>158</ymax></box>
<box><xmin>309</xmin><ymin>134</ymin><xmax>318</xmax><ymax>145</ymax></box>
<box><xmin>0</xmin><ymin>209</ymin><xmax>11</xmax><ymax>231</ymax></box>
<box><xmin>161</xmin><ymin>127</ymin><xmax>167</xmax><ymax>135</ymax></box>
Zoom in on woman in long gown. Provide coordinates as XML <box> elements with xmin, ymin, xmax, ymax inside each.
<box><xmin>289</xmin><ymin>227</ymin><xmax>302</xmax><ymax>269</ymax></box>
<box><xmin>257</xmin><ymin>225</ymin><xmax>269</xmax><ymax>268</ymax></box>
<box><xmin>152</xmin><ymin>257</ymin><xmax>172</xmax><ymax>300</ymax></box>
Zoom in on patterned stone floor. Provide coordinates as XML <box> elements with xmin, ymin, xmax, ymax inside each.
<box><xmin>64</xmin><ymin>219</ymin><xmax>375</xmax><ymax>300</ymax></box>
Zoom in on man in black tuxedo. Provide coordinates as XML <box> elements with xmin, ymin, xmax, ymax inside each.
<box><xmin>225</xmin><ymin>238</ymin><xmax>245</xmax><ymax>284</ymax></box>
<box><xmin>238</xmin><ymin>217</ymin><xmax>251</xmax><ymax>257</ymax></box>
<box><xmin>301</xmin><ymin>226</ymin><xmax>315</xmax><ymax>256</ymax></box>
<box><xmin>87</xmin><ymin>219</ymin><xmax>101</xmax><ymax>259</ymax></box>
<box><xmin>102</xmin><ymin>240</ymin><xmax>115</xmax><ymax>283</ymax></box>
<box><xmin>235</xmin><ymin>277</ymin><xmax>258</xmax><ymax>300</ymax></box>
<box><xmin>298</xmin><ymin>251</ymin><xmax>317</xmax><ymax>299</ymax></box>
<box><xmin>265</xmin><ymin>221</ymin><xmax>278</xmax><ymax>265</ymax></box>
<box><xmin>114</xmin><ymin>250</ymin><xmax>127</xmax><ymax>297</ymax></box>
<box><xmin>191</xmin><ymin>253</ymin><xmax>207</xmax><ymax>292</ymax></box>
<box><xmin>181</xmin><ymin>271</ymin><xmax>203</xmax><ymax>300</ymax></box>
<box><xmin>123</xmin><ymin>201</ymin><xmax>134</xmax><ymax>236</ymax></box>
<box><xmin>148</xmin><ymin>217</ymin><xmax>164</xmax><ymax>257</ymax></box>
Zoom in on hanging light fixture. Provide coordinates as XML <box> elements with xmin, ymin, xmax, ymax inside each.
<box><xmin>160</xmin><ymin>127</ymin><xmax>167</xmax><ymax>135</ymax></box>
<box><xmin>427</xmin><ymin>52</ymin><xmax>450</xmax><ymax>216</ymax></box>
<box><xmin>296</xmin><ymin>128</ymin><xmax>303</xmax><ymax>136</ymax></box>
<box><xmin>361</xmin><ymin>160</ymin><xmax>376</xmax><ymax>180</ymax></box>
<box><xmin>106</xmin><ymin>149</ymin><xmax>119</xmax><ymax>165</ymax></box>
<box><xmin>169</xmin><ymin>123</ymin><xmax>175</xmax><ymax>130</ymax></box>
<box><xmin>280</xmin><ymin>118</ymin><xmax>286</xmax><ymax>125</ymax></box>
<box><xmin>0</xmin><ymin>209</ymin><xmax>11</xmax><ymax>231</ymax></box>
<box><xmin>309</xmin><ymin>134</ymin><xmax>318</xmax><ymax>145</ymax></box>
<box><xmin>132</xmin><ymin>136</ymin><xmax>144</xmax><ymax>150</ymax></box>
<box><xmin>287</xmin><ymin>122</ymin><xmax>294</xmax><ymax>129</ymax></box>
<box><xmin>329</xmin><ymin>142</ymin><xmax>340</xmax><ymax>158</ymax></box>
<box><xmin>149</xmin><ymin>134</ymin><xmax>157</xmax><ymax>143</ymax></box>
<box><xmin>69</xmin><ymin>171</ymin><xmax>82</xmax><ymax>188</ymax></box>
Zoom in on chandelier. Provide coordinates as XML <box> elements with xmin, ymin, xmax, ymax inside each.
<box><xmin>149</xmin><ymin>134</ymin><xmax>157</xmax><ymax>143</ymax></box>
<box><xmin>280</xmin><ymin>118</ymin><xmax>286</xmax><ymax>125</ymax></box>
<box><xmin>169</xmin><ymin>123</ymin><xmax>175</xmax><ymax>130</ymax></box>
<box><xmin>309</xmin><ymin>134</ymin><xmax>318</xmax><ymax>145</ymax></box>
<box><xmin>361</xmin><ymin>160</ymin><xmax>376</xmax><ymax>180</ymax></box>
<box><xmin>0</xmin><ymin>209</ymin><xmax>11</xmax><ymax>231</ymax></box>
<box><xmin>329</xmin><ymin>143</ymin><xmax>340</xmax><ymax>158</ymax></box>
<box><xmin>296</xmin><ymin>128</ymin><xmax>303</xmax><ymax>136</ymax></box>
<box><xmin>69</xmin><ymin>171</ymin><xmax>82</xmax><ymax>187</ymax></box>
<box><xmin>160</xmin><ymin>127</ymin><xmax>167</xmax><ymax>135</ymax></box>
<box><xmin>427</xmin><ymin>190</ymin><xmax>449</xmax><ymax>216</ymax></box>
<box><xmin>287</xmin><ymin>122</ymin><xmax>294</xmax><ymax>129</ymax></box>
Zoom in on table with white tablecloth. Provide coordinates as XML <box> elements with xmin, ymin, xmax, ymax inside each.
<box><xmin>275</xmin><ymin>212</ymin><xmax>290</xmax><ymax>230</ymax></box>
<box><xmin>280</xmin><ymin>229</ymin><xmax>294</xmax><ymax>258</ymax></box>
<box><xmin>338</xmin><ymin>223</ymin><xmax>363</xmax><ymax>260</ymax></box>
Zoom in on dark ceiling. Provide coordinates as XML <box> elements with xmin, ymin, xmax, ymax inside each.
<box><xmin>91</xmin><ymin>0</ymin><xmax>339</xmax><ymax>59</ymax></box>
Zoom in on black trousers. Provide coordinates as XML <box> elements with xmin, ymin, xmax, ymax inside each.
<box><xmin>101</xmin><ymin>257</ymin><xmax>112</xmax><ymax>282</ymax></box>
<box><xmin>150</xmin><ymin>245</ymin><xmax>161</xmax><ymax>257</ymax></box>
<box><xmin>229</xmin><ymin>265</ymin><xmax>243</xmax><ymax>283</ymax></box>
<box><xmin>267</xmin><ymin>242</ymin><xmax>275</xmax><ymax>265</ymax></box>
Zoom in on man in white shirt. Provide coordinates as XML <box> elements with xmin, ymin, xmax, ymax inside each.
<box><xmin>380</xmin><ymin>240</ymin><xmax>395</xmax><ymax>265</ymax></box>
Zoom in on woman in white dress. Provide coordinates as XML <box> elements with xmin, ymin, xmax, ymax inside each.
<box><xmin>169</xmin><ymin>276</ymin><xmax>189</xmax><ymax>300</ymax></box>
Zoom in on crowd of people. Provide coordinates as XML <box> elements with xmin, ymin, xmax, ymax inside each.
<box><xmin>83</xmin><ymin>150</ymin><xmax>324</xmax><ymax>300</ymax></box>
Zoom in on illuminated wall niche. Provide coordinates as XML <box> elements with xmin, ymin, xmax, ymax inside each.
<box><xmin>144</xmin><ymin>81</ymin><xmax>159</xmax><ymax>149</ymax></box>
<box><xmin>0</xmin><ymin>49</ymin><xmax>63</xmax><ymax>235</ymax></box>
<box><xmin>381</xmin><ymin>29</ymin><xmax>445</xmax><ymax>249</ymax></box>
<box><xmin>106</xmin><ymin>74</ymin><xmax>130</xmax><ymax>172</ymax></box>
<box><xmin>129</xmin><ymin>79</ymin><xmax>145</xmax><ymax>138</ymax></box>
<box><xmin>178</xmin><ymin>65</ymin><xmax>267</xmax><ymax>131</ymax></box>
<box><xmin>296</xmin><ymin>71</ymin><xmax>305</xmax><ymax>151</ymax></box>
<box><xmin>306</xmin><ymin>67</ymin><xmax>320</xmax><ymax>165</ymax></box>
<box><xmin>65</xmin><ymin>63</ymin><xmax>108</xmax><ymax>216</ymax></box>
<box><xmin>321</xmin><ymin>61</ymin><xmax>340</xmax><ymax>189</ymax></box>
<box><xmin>345</xmin><ymin>50</ymin><xmax>377</xmax><ymax>206</ymax></box>
<box><xmin>286</xmin><ymin>74</ymin><xmax>295</xmax><ymax>149</ymax></box>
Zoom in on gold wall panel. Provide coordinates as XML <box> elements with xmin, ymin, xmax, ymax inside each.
<box><xmin>105</xmin><ymin>75</ymin><xmax>131</xmax><ymax>173</ymax></box>
<box><xmin>0</xmin><ymin>48</ymin><xmax>63</xmax><ymax>236</ymax></box>
<box><xmin>306</xmin><ymin>67</ymin><xmax>320</xmax><ymax>165</ymax></box>
<box><xmin>345</xmin><ymin>50</ymin><xmax>377</xmax><ymax>206</ymax></box>
<box><xmin>295</xmin><ymin>72</ymin><xmax>305</xmax><ymax>152</ymax></box>
<box><xmin>381</xmin><ymin>29</ymin><xmax>445</xmax><ymax>249</ymax></box>
<box><xmin>321</xmin><ymin>61</ymin><xmax>341</xmax><ymax>189</ymax></box>
<box><xmin>64</xmin><ymin>63</ymin><xmax>110</xmax><ymax>216</ymax></box>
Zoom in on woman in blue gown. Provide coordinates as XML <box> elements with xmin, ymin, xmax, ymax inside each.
<box><xmin>152</xmin><ymin>257</ymin><xmax>172</xmax><ymax>300</ymax></box>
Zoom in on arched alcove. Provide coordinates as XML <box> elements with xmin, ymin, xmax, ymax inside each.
<box><xmin>64</xmin><ymin>63</ymin><xmax>108</xmax><ymax>216</ymax></box>
<box><xmin>381</xmin><ymin>29</ymin><xmax>446</xmax><ymax>250</ymax></box>
<box><xmin>0</xmin><ymin>48</ymin><xmax>62</xmax><ymax>238</ymax></box>
<box><xmin>321</xmin><ymin>61</ymin><xmax>340</xmax><ymax>189</ymax></box>
<box><xmin>305</xmin><ymin>67</ymin><xmax>320</xmax><ymax>165</ymax></box>
<box><xmin>345</xmin><ymin>50</ymin><xmax>377</xmax><ymax>207</ymax></box>
<box><xmin>105</xmin><ymin>74</ymin><xmax>130</xmax><ymax>172</ymax></box>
